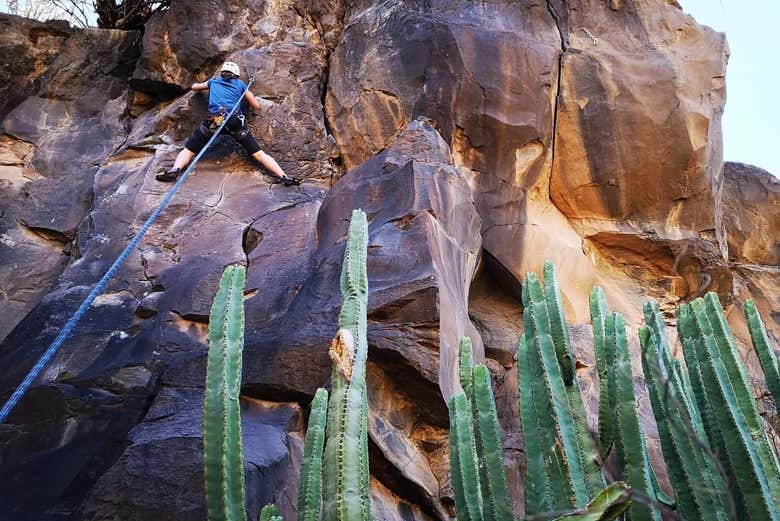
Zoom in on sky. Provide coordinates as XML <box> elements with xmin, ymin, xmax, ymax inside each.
<box><xmin>680</xmin><ymin>0</ymin><xmax>779</xmax><ymax>175</ymax></box>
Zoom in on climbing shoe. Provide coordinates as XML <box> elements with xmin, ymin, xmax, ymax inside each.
<box><xmin>155</xmin><ymin>168</ymin><xmax>181</xmax><ymax>182</ymax></box>
<box><xmin>281</xmin><ymin>175</ymin><xmax>301</xmax><ymax>187</ymax></box>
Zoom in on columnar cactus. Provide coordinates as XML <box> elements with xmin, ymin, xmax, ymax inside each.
<box><xmin>590</xmin><ymin>290</ymin><xmax>662</xmax><ymax>520</ymax></box>
<box><xmin>454</xmin><ymin>333</ymin><xmax>628</xmax><ymax>521</ymax></box>
<box><xmin>298</xmin><ymin>388</ymin><xmax>329</xmax><ymax>521</ymax></box>
<box><xmin>678</xmin><ymin>294</ymin><xmax>780</xmax><ymax>520</ymax></box>
<box><xmin>454</xmin><ymin>337</ymin><xmax>514</xmax><ymax>521</ymax></box>
<box><xmin>203</xmin><ymin>211</ymin><xmax>373</xmax><ymax>521</ymax></box>
<box><xmin>744</xmin><ymin>299</ymin><xmax>780</xmax><ymax>415</ymax></box>
<box><xmin>472</xmin><ymin>364</ymin><xmax>514</xmax><ymax>521</ymax></box>
<box><xmin>322</xmin><ymin>209</ymin><xmax>372</xmax><ymax>521</ymax></box>
<box><xmin>606</xmin><ymin>311</ymin><xmax>661</xmax><ymax>521</ymax></box>
<box><xmin>204</xmin><ymin>264</ymin><xmax>248</xmax><ymax>521</ymax></box>
<box><xmin>519</xmin><ymin>265</ymin><xmax>602</xmax><ymax>515</ymax></box>
<box><xmin>544</xmin><ymin>263</ymin><xmax>602</xmax><ymax>498</ymax></box>
<box><xmin>639</xmin><ymin>303</ymin><xmax>729</xmax><ymax>521</ymax></box>
<box><xmin>448</xmin><ymin>390</ymin><xmax>484</xmax><ymax>521</ymax></box>
<box><xmin>590</xmin><ymin>287</ymin><xmax>614</xmax><ymax>458</ymax></box>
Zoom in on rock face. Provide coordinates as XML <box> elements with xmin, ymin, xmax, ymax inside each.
<box><xmin>0</xmin><ymin>2</ymin><xmax>777</xmax><ymax>520</ymax></box>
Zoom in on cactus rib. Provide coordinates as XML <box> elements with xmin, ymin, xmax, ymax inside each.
<box><xmin>322</xmin><ymin>209</ymin><xmax>372</xmax><ymax>521</ymax></box>
<box><xmin>472</xmin><ymin>364</ymin><xmax>514</xmax><ymax>521</ymax></box>
<box><xmin>204</xmin><ymin>265</ymin><xmax>248</xmax><ymax>521</ymax></box>
<box><xmin>745</xmin><ymin>300</ymin><xmax>780</xmax><ymax>415</ymax></box>
<box><xmin>449</xmin><ymin>391</ymin><xmax>484</xmax><ymax>521</ymax></box>
<box><xmin>298</xmin><ymin>388</ymin><xmax>329</xmax><ymax>521</ymax></box>
<box><xmin>591</xmin><ymin>287</ymin><xmax>614</xmax><ymax>458</ymax></box>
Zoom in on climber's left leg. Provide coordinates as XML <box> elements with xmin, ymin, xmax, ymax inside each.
<box><xmin>229</xmin><ymin>114</ymin><xmax>299</xmax><ymax>186</ymax></box>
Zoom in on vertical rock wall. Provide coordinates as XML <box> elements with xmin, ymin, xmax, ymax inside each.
<box><xmin>0</xmin><ymin>1</ymin><xmax>777</xmax><ymax>519</ymax></box>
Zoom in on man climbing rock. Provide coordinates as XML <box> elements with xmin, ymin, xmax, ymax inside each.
<box><xmin>156</xmin><ymin>61</ymin><xmax>300</xmax><ymax>186</ymax></box>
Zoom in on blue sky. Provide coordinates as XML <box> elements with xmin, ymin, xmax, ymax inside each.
<box><xmin>681</xmin><ymin>0</ymin><xmax>779</xmax><ymax>175</ymax></box>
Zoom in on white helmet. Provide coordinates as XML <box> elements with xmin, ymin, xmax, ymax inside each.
<box><xmin>220</xmin><ymin>61</ymin><xmax>240</xmax><ymax>77</ymax></box>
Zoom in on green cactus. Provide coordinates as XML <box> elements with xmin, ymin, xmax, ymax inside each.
<box><xmin>259</xmin><ymin>504</ymin><xmax>282</xmax><ymax>521</ymax></box>
<box><xmin>473</xmin><ymin>364</ymin><xmax>514</xmax><ymax>520</ymax></box>
<box><xmin>449</xmin><ymin>391</ymin><xmax>484</xmax><ymax>521</ymax></box>
<box><xmin>744</xmin><ymin>300</ymin><xmax>780</xmax><ymax>415</ymax></box>
<box><xmin>543</xmin><ymin>263</ymin><xmax>603</xmax><ymax>500</ymax></box>
<box><xmin>590</xmin><ymin>287</ymin><xmax>614</xmax><ymax>458</ymax></box>
<box><xmin>678</xmin><ymin>295</ymin><xmax>780</xmax><ymax>520</ymax></box>
<box><xmin>322</xmin><ymin>209</ymin><xmax>372</xmax><ymax>521</ymax></box>
<box><xmin>298</xmin><ymin>388</ymin><xmax>329</xmax><ymax>521</ymax></box>
<box><xmin>452</xmin><ymin>337</ymin><xmax>514</xmax><ymax>520</ymax></box>
<box><xmin>639</xmin><ymin>324</ymin><xmax>729</xmax><ymax>521</ymax></box>
<box><xmin>204</xmin><ymin>264</ymin><xmax>248</xmax><ymax>521</ymax></box>
<box><xmin>519</xmin><ymin>269</ymin><xmax>602</xmax><ymax>513</ymax></box>
<box><xmin>459</xmin><ymin>337</ymin><xmax>475</xmax><ymax>400</ymax></box>
<box><xmin>544</xmin><ymin>261</ymin><xmax>574</xmax><ymax>385</ymax></box>
<box><xmin>590</xmin><ymin>290</ymin><xmax>661</xmax><ymax>520</ymax></box>
<box><xmin>518</xmin><ymin>330</ymin><xmax>570</xmax><ymax>514</ymax></box>
<box><xmin>606</xmin><ymin>312</ymin><xmax>660</xmax><ymax>521</ymax></box>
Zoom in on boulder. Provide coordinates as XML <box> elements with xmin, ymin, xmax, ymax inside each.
<box><xmin>0</xmin><ymin>14</ymin><xmax>72</xmax><ymax>118</ymax></box>
<box><xmin>0</xmin><ymin>26</ymin><xmax>140</xmax><ymax>342</ymax></box>
<box><xmin>82</xmin><ymin>390</ymin><xmax>304</xmax><ymax>521</ymax></box>
<box><xmin>722</xmin><ymin>162</ymin><xmax>779</xmax><ymax>266</ymax></box>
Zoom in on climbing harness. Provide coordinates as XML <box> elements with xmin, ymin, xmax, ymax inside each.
<box><xmin>203</xmin><ymin>107</ymin><xmax>228</xmax><ymax>134</ymax></box>
<box><xmin>0</xmin><ymin>76</ymin><xmax>256</xmax><ymax>424</ymax></box>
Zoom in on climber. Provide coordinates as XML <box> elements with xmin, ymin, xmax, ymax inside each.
<box><xmin>155</xmin><ymin>61</ymin><xmax>300</xmax><ymax>186</ymax></box>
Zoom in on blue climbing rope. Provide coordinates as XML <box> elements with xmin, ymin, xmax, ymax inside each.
<box><xmin>0</xmin><ymin>77</ymin><xmax>256</xmax><ymax>424</ymax></box>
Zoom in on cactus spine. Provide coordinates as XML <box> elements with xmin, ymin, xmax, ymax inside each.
<box><xmin>298</xmin><ymin>388</ymin><xmax>329</xmax><ymax>521</ymax></box>
<box><xmin>204</xmin><ymin>264</ymin><xmax>248</xmax><ymax>521</ymax></box>
<box><xmin>322</xmin><ymin>209</ymin><xmax>372</xmax><ymax>521</ymax></box>
<box><xmin>745</xmin><ymin>300</ymin><xmax>780</xmax><ymax>414</ymax></box>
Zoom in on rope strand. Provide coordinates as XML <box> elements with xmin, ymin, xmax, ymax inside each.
<box><xmin>0</xmin><ymin>77</ymin><xmax>255</xmax><ymax>424</ymax></box>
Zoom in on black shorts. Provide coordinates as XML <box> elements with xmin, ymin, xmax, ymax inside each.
<box><xmin>185</xmin><ymin>113</ymin><xmax>262</xmax><ymax>155</ymax></box>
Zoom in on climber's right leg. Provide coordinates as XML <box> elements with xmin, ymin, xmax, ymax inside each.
<box><xmin>156</xmin><ymin>124</ymin><xmax>211</xmax><ymax>182</ymax></box>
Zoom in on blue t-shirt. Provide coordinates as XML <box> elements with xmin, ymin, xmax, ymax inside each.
<box><xmin>206</xmin><ymin>77</ymin><xmax>248</xmax><ymax>114</ymax></box>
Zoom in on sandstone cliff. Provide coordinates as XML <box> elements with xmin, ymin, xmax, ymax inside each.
<box><xmin>0</xmin><ymin>1</ymin><xmax>777</xmax><ymax>520</ymax></box>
